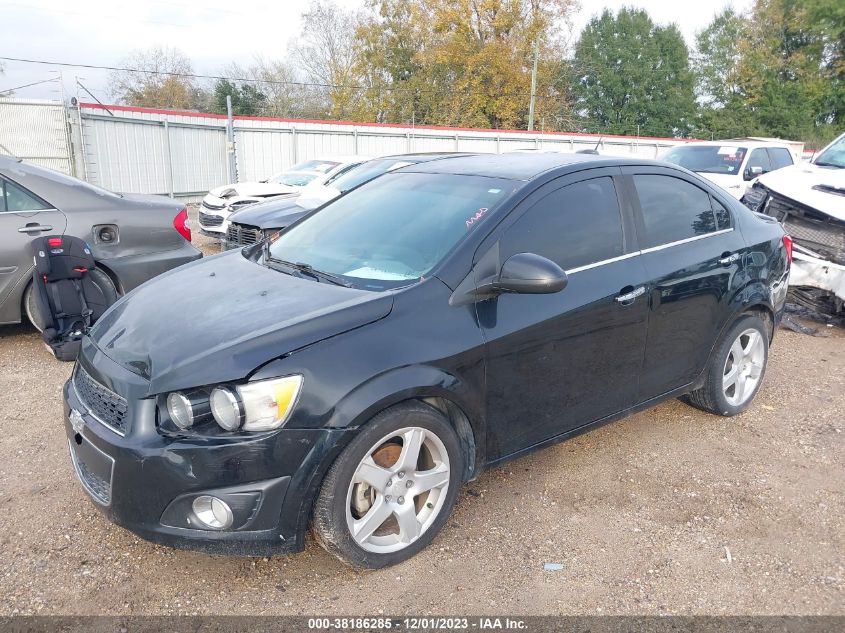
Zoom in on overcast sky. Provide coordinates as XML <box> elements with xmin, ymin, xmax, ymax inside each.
<box><xmin>2</xmin><ymin>0</ymin><xmax>753</xmax><ymax>103</ymax></box>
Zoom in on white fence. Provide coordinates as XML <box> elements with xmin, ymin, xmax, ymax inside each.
<box><xmin>1</xmin><ymin>98</ymin><xmax>695</xmax><ymax>201</ymax></box>
<box><xmin>0</xmin><ymin>98</ymin><xmax>73</xmax><ymax>175</ymax></box>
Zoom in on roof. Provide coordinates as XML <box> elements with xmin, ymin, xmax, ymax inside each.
<box><xmin>402</xmin><ymin>152</ymin><xmax>657</xmax><ymax>180</ymax></box>
<box><xmin>687</xmin><ymin>139</ymin><xmax>794</xmax><ymax>150</ymax></box>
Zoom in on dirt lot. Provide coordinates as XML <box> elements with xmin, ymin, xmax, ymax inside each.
<box><xmin>0</xmin><ymin>227</ymin><xmax>842</xmax><ymax>615</ymax></box>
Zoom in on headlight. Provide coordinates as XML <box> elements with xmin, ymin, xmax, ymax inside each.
<box><xmin>166</xmin><ymin>392</ymin><xmax>194</xmax><ymax>429</ymax></box>
<box><xmin>210</xmin><ymin>375</ymin><xmax>302</xmax><ymax>432</ymax></box>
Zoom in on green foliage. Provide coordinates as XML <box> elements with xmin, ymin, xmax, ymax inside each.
<box><xmin>211</xmin><ymin>79</ymin><xmax>267</xmax><ymax>116</ymax></box>
<box><xmin>571</xmin><ymin>8</ymin><xmax>696</xmax><ymax>137</ymax></box>
<box><xmin>695</xmin><ymin>0</ymin><xmax>844</xmax><ymax>146</ymax></box>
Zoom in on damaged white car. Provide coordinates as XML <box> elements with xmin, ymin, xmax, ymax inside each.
<box><xmin>742</xmin><ymin>132</ymin><xmax>845</xmax><ymax>317</ymax></box>
<box><xmin>197</xmin><ymin>156</ymin><xmax>368</xmax><ymax>237</ymax></box>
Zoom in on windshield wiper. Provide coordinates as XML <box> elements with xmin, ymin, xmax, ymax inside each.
<box><xmin>813</xmin><ymin>161</ymin><xmax>844</xmax><ymax>168</ymax></box>
<box><xmin>268</xmin><ymin>257</ymin><xmax>353</xmax><ymax>287</ymax></box>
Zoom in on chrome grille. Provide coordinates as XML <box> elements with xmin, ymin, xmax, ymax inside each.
<box><xmin>226</xmin><ymin>223</ymin><xmax>263</xmax><ymax>248</ymax></box>
<box><xmin>201</xmin><ymin>200</ymin><xmax>226</xmax><ymax>211</ymax></box>
<box><xmin>198</xmin><ymin>210</ymin><xmax>224</xmax><ymax>227</ymax></box>
<box><xmin>74</xmin><ymin>366</ymin><xmax>129</xmax><ymax>435</ymax></box>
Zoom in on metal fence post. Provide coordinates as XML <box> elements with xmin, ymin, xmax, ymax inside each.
<box><xmin>225</xmin><ymin>95</ymin><xmax>237</xmax><ymax>183</ymax></box>
<box><xmin>291</xmin><ymin>127</ymin><xmax>298</xmax><ymax>164</ymax></box>
<box><xmin>353</xmin><ymin>128</ymin><xmax>359</xmax><ymax>154</ymax></box>
<box><xmin>162</xmin><ymin>120</ymin><xmax>175</xmax><ymax>198</ymax></box>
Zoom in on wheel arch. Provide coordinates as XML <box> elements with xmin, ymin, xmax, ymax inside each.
<box><xmin>291</xmin><ymin>367</ymin><xmax>485</xmax><ymax>544</ymax></box>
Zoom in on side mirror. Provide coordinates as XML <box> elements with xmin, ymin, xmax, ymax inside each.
<box><xmin>490</xmin><ymin>252</ymin><xmax>568</xmax><ymax>295</ymax></box>
<box><xmin>744</xmin><ymin>165</ymin><xmax>764</xmax><ymax>181</ymax></box>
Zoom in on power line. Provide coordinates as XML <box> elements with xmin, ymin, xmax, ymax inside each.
<box><xmin>0</xmin><ymin>55</ymin><xmax>570</xmax><ymax>101</ymax></box>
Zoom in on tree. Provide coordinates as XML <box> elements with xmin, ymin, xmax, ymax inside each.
<box><xmin>108</xmin><ymin>47</ymin><xmax>207</xmax><ymax>110</ymax></box>
<box><xmin>291</xmin><ymin>0</ymin><xmax>363</xmax><ymax>118</ymax></box>
<box><xmin>211</xmin><ymin>78</ymin><xmax>267</xmax><ymax>116</ymax></box>
<box><xmin>693</xmin><ymin>8</ymin><xmax>753</xmax><ymax>138</ymax></box>
<box><xmin>571</xmin><ymin>8</ymin><xmax>697</xmax><ymax>137</ymax></box>
<box><xmin>353</xmin><ymin>0</ymin><xmax>577</xmax><ymax>129</ymax></box>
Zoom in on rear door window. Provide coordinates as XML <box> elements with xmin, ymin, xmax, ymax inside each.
<box><xmin>1</xmin><ymin>178</ymin><xmax>51</xmax><ymax>212</ymax></box>
<box><xmin>632</xmin><ymin>175</ymin><xmax>717</xmax><ymax>248</ymax></box>
<box><xmin>767</xmin><ymin>148</ymin><xmax>794</xmax><ymax>170</ymax></box>
<box><xmin>499</xmin><ymin>176</ymin><xmax>624</xmax><ymax>271</ymax></box>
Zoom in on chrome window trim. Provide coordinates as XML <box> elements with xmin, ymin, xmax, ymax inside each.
<box><xmin>639</xmin><ymin>228</ymin><xmax>733</xmax><ymax>255</ymax></box>
<box><xmin>565</xmin><ymin>228</ymin><xmax>734</xmax><ymax>275</ymax></box>
<box><xmin>566</xmin><ymin>251</ymin><xmax>640</xmax><ymax>275</ymax></box>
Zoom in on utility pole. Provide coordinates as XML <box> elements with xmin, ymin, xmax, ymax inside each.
<box><xmin>528</xmin><ymin>41</ymin><xmax>539</xmax><ymax>132</ymax></box>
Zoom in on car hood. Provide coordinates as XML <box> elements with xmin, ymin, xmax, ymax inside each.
<box><xmin>697</xmin><ymin>173</ymin><xmax>744</xmax><ymax>198</ymax></box>
<box><xmin>228</xmin><ymin>196</ymin><xmax>311</xmax><ymax>230</ymax></box>
<box><xmin>89</xmin><ymin>251</ymin><xmax>394</xmax><ymax>394</ymax></box>
<box><xmin>208</xmin><ymin>182</ymin><xmax>301</xmax><ymax>199</ymax></box>
<box><xmin>757</xmin><ymin>163</ymin><xmax>845</xmax><ymax>221</ymax></box>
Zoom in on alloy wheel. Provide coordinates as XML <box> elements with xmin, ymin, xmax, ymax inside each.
<box><xmin>345</xmin><ymin>426</ymin><xmax>451</xmax><ymax>553</ymax></box>
<box><xmin>722</xmin><ymin>328</ymin><xmax>765</xmax><ymax>407</ymax></box>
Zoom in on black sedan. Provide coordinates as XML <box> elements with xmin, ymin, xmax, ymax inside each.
<box><xmin>63</xmin><ymin>153</ymin><xmax>790</xmax><ymax>568</ymax></box>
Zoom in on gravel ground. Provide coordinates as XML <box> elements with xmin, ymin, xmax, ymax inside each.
<box><xmin>0</xmin><ymin>221</ymin><xmax>842</xmax><ymax>615</ymax></box>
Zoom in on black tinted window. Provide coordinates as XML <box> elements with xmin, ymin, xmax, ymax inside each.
<box><xmin>2</xmin><ymin>179</ymin><xmax>50</xmax><ymax>212</ymax></box>
<box><xmin>712</xmin><ymin>198</ymin><xmax>732</xmax><ymax>230</ymax></box>
<box><xmin>768</xmin><ymin>148</ymin><xmax>793</xmax><ymax>170</ymax></box>
<box><xmin>633</xmin><ymin>175</ymin><xmax>717</xmax><ymax>248</ymax></box>
<box><xmin>501</xmin><ymin>177</ymin><xmax>624</xmax><ymax>270</ymax></box>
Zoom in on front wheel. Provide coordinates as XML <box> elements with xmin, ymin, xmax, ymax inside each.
<box><xmin>312</xmin><ymin>402</ymin><xmax>464</xmax><ymax>568</ymax></box>
<box><xmin>683</xmin><ymin>314</ymin><xmax>769</xmax><ymax>416</ymax></box>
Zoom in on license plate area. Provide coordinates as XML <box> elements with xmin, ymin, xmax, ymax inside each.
<box><xmin>68</xmin><ymin>433</ymin><xmax>115</xmax><ymax>506</ymax></box>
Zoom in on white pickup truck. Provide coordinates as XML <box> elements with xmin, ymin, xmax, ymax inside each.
<box><xmin>741</xmin><ymin>132</ymin><xmax>845</xmax><ymax>317</ymax></box>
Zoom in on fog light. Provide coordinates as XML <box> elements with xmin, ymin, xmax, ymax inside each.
<box><xmin>192</xmin><ymin>495</ymin><xmax>233</xmax><ymax>530</ymax></box>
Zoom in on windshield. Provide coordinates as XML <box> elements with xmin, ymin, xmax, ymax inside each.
<box><xmin>662</xmin><ymin>145</ymin><xmax>748</xmax><ymax>174</ymax></box>
<box><xmin>270</xmin><ymin>171</ymin><xmax>321</xmax><ymax>186</ymax></box>
<box><xmin>268</xmin><ymin>160</ymin><xmax>341</xmax><ymax>185</ymax></box>
<box><xmin>814</xmin><ymin>134</ymin><xmax>845</xmax><ymax>168</ymax></box>
<box><xmin>329</xmin><ymin>159</ymin><xmax>416</xmax><ymax>193</ymax></box>
<box><xmin>267</xmin><ymin>172</ymin><xmax>512</xmax><ymax>290</ymax></box>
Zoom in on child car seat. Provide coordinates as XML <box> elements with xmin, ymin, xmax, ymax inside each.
<box><xmin>31</xmin><ymin>235</ymin><xmax>112</xmax><ymax>361</ymax></box>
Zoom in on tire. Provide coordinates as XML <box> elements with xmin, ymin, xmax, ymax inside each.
<box><xmin>312</xmin><ymin>402</ymin><xmax>464</xmax><ymax>569</ymax></box>
<box><xmin>682</xmin><ymin>314</ymin><xmax>769</xmax><ymax>416</ymax></box>
<box><xmin>24</xmin><ymin>268</ymin><xmax>119</xmax><ymax>332</ymax></box>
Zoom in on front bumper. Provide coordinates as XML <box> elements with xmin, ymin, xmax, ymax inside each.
<box><xmin>63</xmin><ymin>344</ymin><xmax>353</xmax><ymax>555</ymax></box>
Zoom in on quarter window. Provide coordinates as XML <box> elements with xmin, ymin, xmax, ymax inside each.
<box><xmin>500</xmin><ymin>177</ymin><xmax>624</xmax><ymax>271</ymax></box>
<box><xmin>1</xmin><ymin>179</ymin><xmax>50</xmax><ymax>212</ymax></box>
<box><xmin>633</xmin><ymin>175</ymin><xmax>717</xmax><ymax>248</ymax></box>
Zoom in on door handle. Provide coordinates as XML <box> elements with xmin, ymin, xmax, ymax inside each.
<box><xmin>18</xmin><ymin>224</ymin><xmax>53</xmax><ymax>233</ymax></box>
<box><xmin>718</xmin><ymin>252</ymin><xmax>741</xmax><ymax>266</ymax></box>
<box><xmin>615</xmin><ymin>286</ymin><xmax>646</xmax><ymax>303</ymax></box>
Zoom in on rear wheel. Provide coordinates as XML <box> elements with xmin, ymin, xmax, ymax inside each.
<box><xmin>24</xmin><ymin>268</ymin><xmax>119</xmax><ymax>331</ymax></box>
<box><xmin>312</xmin><ymin>402</ymin><xmax>463</xmax><ymax>568</ymax></box>
<box><xmin>683</xmin><ymin>314</ymin><xmax>769</xmax><ymax>416</ymax></box>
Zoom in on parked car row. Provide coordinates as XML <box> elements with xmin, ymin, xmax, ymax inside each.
<box><xmin>198</xmin><ymin>155</ymin><xmax>369</xmax><ymax>238</ymax></box>
<box><xmin>63</xmin><ymin>151</ymin><xmax>791</xmax><ymax>569</ymax></box>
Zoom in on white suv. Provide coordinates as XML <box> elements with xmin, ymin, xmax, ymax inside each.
<box><xmin>661</xmin><ymin>140</ymin><xmax>796</xmax><ymax>199</ymax></box>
